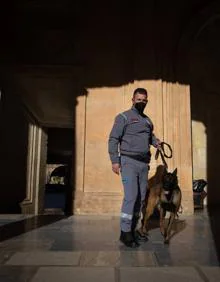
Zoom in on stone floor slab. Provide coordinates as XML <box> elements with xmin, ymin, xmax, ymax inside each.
<box><xmin>1</xmin><ymin>239</ymin><xmax>53</xmax><ymax>252</ymax></box>
<box><xmin>0</xmin><ymin>251</ymin><xmax>15</xmax><ymax>264</ymax></box>
<box><xmin>5</xmin><ymin>251</ymin><xmax>81</xmax><ymax>266</ymax></box>
<box><xmin>200</xmin><ymin>266</ymin><xmax>220</xmax><ymax>282</ymax></box>
<box><xmin>119</xmin><ymin>251</ymin><xmax>157</xmax><ymax>267</ymax></box>
<box><xmin>0</xmin><ymin>266</ymin><xmax>38</xmax><ymax>282</ymax></box>
<box><xmin>31</xmin><ymin>267</ymin><xmax>115</xmax><ymax>282</ymax></box>
<box><xmin>79</xmin><ymin>251</ymin><xmax>157</xmax><ymax>267</ymax></box>
<box><xmin>119</xmin><ymin>267</ymin><xmax>203</xmax><ymax>282</ymax></box>
<box><xmin>0</xmin><ymin>209</ymin><xmax>219</xmax><ymax>267</ymax></box>
<box><xmin>80</xmin><ymin>251</ymin><xmax>120</xmax><ymax>266</ymax></box>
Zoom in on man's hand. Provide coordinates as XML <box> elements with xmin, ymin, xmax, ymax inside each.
<box><xmin>112</xmin><ymin>163</ymin><xmax>120</xmax><ymax>175</ymax></box>
<box><xmin>156</xmin><ymin>139</ymin><xmax>162</xmax><ymax>150</ymax></box>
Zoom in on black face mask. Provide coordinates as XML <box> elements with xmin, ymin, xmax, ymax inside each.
<box><xmin>134</xmin><ymin>102</ymin><xmax>146</xmax><ymax>113</ymax></box>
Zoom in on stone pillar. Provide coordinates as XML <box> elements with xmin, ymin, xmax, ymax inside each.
<box><xmin>74</xmin><ymin>87</ymin><xmax>124</xmax><ymax>214</ymax></box>
<box><xmin>74</xmin><ymin>94</ymin><xmax>87</xmax><ymax>213</ymax></box>
<box><xmin>20</xmin><ymin>118</ymin><xmax>47</xmax><ymax>215</ymax></box>
<box><xmin>37</xmin><ymin>127</ymin><xmax>47</xmax><ymax>214</ymax></box>
<box><xmin>162</xmin><ymin>82</ymin><xmax>193</xmax><ymax>214</ymax></box>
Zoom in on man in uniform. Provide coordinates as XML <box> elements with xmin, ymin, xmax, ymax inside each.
<box><xmin>108</xmin><ymin>88</ymin><xmax>161</xmax><ymax>247</ymax></box>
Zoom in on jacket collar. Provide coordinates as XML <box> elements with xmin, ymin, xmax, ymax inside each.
<box><xmin>131</xmin><ymin>105</ymin><xmax>139</xmax><ymax>114</ymax></box>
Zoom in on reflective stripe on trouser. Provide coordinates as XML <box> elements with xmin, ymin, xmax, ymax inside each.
<box><xmin>120</xmin><ymin>155</ymin><xmax>149</xmax><ymax>232</ymax></box>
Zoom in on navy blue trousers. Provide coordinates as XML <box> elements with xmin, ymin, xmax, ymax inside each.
<box><xmin>120</xmin><ymin>155</ymin><xmax>149</xmax><ymax>232</ymax></box>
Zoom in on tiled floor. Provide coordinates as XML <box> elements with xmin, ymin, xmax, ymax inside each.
<box><xmin>0</xmin><ymin>214</ymin><xmax>34</xmax><ymax>227</ymax></box>
<box><xmin>0</xmin><ymin>209</ymin><xmax>219</xmax><ymax>281</ymax></box>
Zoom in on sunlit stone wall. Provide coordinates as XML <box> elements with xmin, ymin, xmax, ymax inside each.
<box><xmin>74</xmin><ymin>81</ymin><xmax>193</xmax><ymax>215</ymax></box>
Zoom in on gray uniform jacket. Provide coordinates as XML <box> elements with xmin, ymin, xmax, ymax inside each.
<box><xmin>108</xmin><ymin>106</ymin><xmax>158</xmax><ymax>164</ymax></box>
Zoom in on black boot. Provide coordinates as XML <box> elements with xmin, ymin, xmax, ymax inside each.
<box><xmin>119</xmin><ymin>231</ymin><xmax>139</xmax><ymax>248</ymax></box>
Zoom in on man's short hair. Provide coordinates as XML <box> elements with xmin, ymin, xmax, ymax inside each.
<box><xmin>133</xmin><ymin>88</ymin><xmax>148</xmax><ymax>97</ymax></box>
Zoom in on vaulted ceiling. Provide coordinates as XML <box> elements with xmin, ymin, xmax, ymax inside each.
<box><xmin>0</xmin><ymin>0</ymin><xmax>219</xmax><ymax>127</ymax></box>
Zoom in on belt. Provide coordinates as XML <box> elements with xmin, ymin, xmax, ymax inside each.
<box><xmin>121</xmin><ymin>153</ymin><xmax>149</xmax><ymax>163</ymax></box>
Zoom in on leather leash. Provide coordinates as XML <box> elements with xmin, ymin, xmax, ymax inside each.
<box><xmin>155</xmin><ymin>142</ymin><xmax>173</xmax><ymax>168</ymax></box>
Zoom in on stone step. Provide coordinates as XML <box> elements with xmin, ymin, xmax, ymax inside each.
<box><xmin>43</xmin><ymin>208</ymin><xmax>64</xmax><ymax>215</ymax></box>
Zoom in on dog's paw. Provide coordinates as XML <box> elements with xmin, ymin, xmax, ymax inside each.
<box><xmin>160</xmin><ymin>229</ymin><xmax>166</xmax><ymax>237</ymax></box>
<box><xmin>164</xmin><ymin>237</ymin><xmax>170</xmax><ymax>244</ymax></box>
<box><xmin>137</xmin><ymin>228</ymin><xmax>148</xmax><ymax>237</ymax></box>
<box><xmin>135</xmin><ymin>230</ymin><xmax>149</xmax><ymax>242</ymax></box>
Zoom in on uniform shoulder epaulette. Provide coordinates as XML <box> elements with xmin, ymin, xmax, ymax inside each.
<box><xmin>119</xmin><ymin>112</ymin><xmax>128</xmax><ymax>121</ymax></box>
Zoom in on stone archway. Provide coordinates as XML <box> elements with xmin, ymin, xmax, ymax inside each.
<box><xmin>176</xmin><ymin>1</ymin><xmax>220</xmax><ymax>207</ymax></box>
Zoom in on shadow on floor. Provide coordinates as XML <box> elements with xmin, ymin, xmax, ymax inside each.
<box><xmin>0</xmin><ymin>215</ymin><xmax>68</xmax><ymax>242</ymax></box>
<box><xmin>208</xmin><ymin>206</ymin><xmax>220</xmax><ymax>264</ymax></box>
<box><xmin>146</xmin><ymin>213</ymin><xmax>186</xmax><ymax>240</ymax></box>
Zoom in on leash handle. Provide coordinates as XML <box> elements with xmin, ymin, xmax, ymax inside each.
<box><xmin>155</xmin><ymin>142</ymin><xmax>173</xmax><ymax>168</ymax></box>
<box><xmin>159</xmin><ymin>142</ymin><xmax>173</xmax><ymax>158</ymax></box>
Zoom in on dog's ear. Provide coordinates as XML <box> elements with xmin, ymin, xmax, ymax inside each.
<box><xmin>173</xmin><ymin>168</ymin><xmax>178</xmax><ymax>176</ymax></box>
<box><xmin>163</xmin><ymin>166</ymin><xmax>168</xmax><ymax>175</ymax></box>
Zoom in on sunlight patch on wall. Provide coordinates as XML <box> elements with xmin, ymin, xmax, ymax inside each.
<box><xmin>192</xmin><ymin>120</ymin><xmax>207</xmax><ymax>180</ymax></box>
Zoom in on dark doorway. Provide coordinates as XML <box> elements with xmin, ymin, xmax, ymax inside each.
<box><xmin>44</xmin><ymin>128</ymin><xmax>74</xmax><ymax>215</ymax></box>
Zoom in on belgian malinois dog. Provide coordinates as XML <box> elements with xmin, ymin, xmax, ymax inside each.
<box><xmin>138</xmin><ymin>167</ymin><xmax>182</xmax><ymax>244</ymax></box>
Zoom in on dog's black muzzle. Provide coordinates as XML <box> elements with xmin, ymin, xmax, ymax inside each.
<box><xmin>163</xmin><ymin>182</ymin><xmax>174</xmax><ymax>191</ymax></box>
<box><xmin>163</xmin><ymin>181</ymin><xmax>176</xmax><ymax>202</ymax></box>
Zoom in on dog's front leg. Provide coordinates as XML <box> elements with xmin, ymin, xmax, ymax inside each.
<box><xmin>138</xmin><ymin>198</ymin><xmax>154</xmax><ymax>236</ymax></box>
<box><xmin>139</xmin><ymin>207</ymin><xmax>151</xmax><ymax>236</ymax></box>
<box><xmin>159</xmin><ymin>207</ymin><xmax>166</xmax><ymax>237</ymax></box>
<box><xmin>164</xmin><ymin>212</ymin><xmax>175</xmax><ymax>244</ymax></box>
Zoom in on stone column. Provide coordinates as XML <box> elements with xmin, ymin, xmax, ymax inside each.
<box><xmin>74</xmin><ymin>87</ymin><xmax>124</xmax><ymax>214</ymax></box>
<box><xmin>162</xmin><ymin>81</ymin><xmax>193</xmax><ymax>214</ymax></box>
<box><xmin>74</xmin><ymin>95</ymin><xmax>87</xmax><ymax>213</ymax></box>
<box><xmin>20</xmin><ymin>118</ymin><xmax>47</xmax><ymax>215</ymax></box>
<box><xmin>36</xmin><ymin>127</ymin><xmax>47</xmax><ymax>214</ymax></box>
